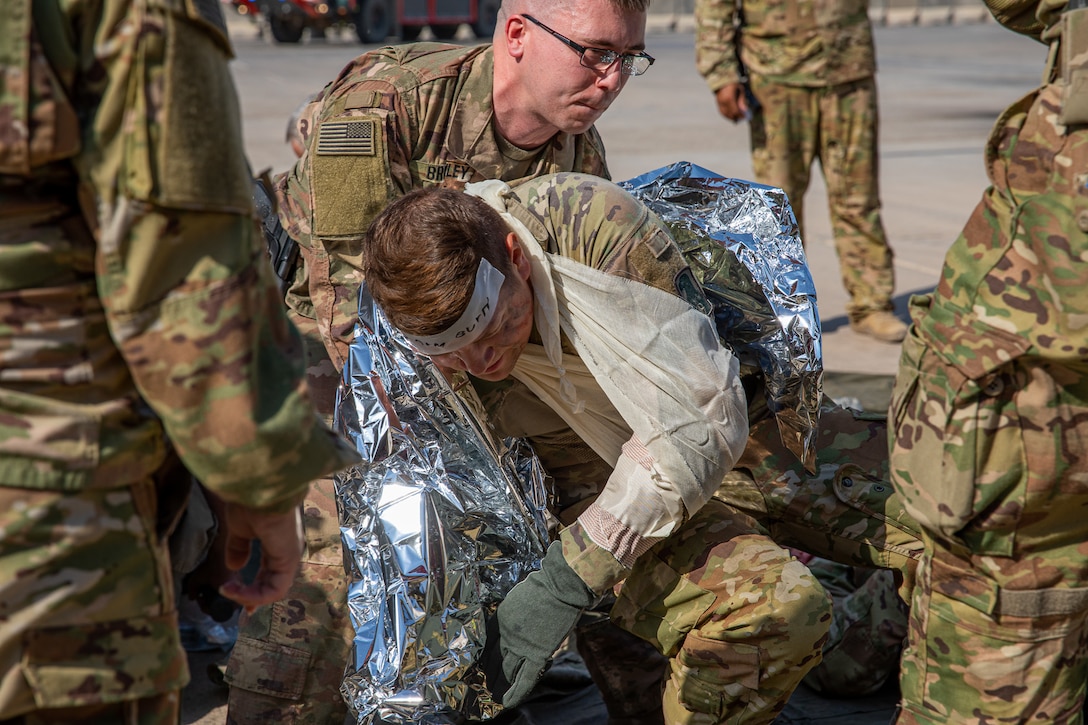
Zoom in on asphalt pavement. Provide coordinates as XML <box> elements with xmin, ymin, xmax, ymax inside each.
<box><xmin>181</xmin><ymin>7</ymin><xmax>1047</xmax><ymax>724</ymax></box>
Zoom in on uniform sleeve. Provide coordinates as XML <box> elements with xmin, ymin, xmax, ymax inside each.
<box><xmin>85</xmin><ymin>0</ymin><xmax>359</xmax><ymax>512</ymax></box>
<box><xmin>279</xmin><ymin>66</ymin><xmax>418</xmax><ymax>250</ymax></box>
<box><xmin>277</xmin><ymin>53</ymin><xmax>420</xmax><ymax>368</ymax></box>
<box><xmin>694</xmin><ymin>0</ymin><xmax>744</xmax><ymax>90</ymax></box>
<box><xmin>516</xmin><ymin>176</ymin><xmax>748</xmax><ymax>588</ymax></box>
<box><xmin>582</xmin><ymin>205</ymin><xmax>747</xmax><ymax>575</ymax></box>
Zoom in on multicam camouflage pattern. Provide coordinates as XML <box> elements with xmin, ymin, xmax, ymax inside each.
<box><xmin>3</xmin><ymin>693</ymin><xmax>181</xmax><ymax>724</ymax></box>
<box><xmin>890</xmin><ymin>5</ymin><xmax>1088</xmax><ymax>715</ymax></box>
<box><xmin>0</xmin><ymin>0</ymin><xmax>357</xmax><ymax>718</ymax></box>
<box><xmin>0</xmin><ymin>482</ymin><xmax>185</xmax><ymax>718</ymax></box>
<box><xmin>721</xmin><ymin>400</ymin><xmax>923</xmax><ymax>601</ymax></box>
<box><xmin>613</xmin><ymin>500</ymin><xmax>831</xmax><ymax>724</ymax></box>
<box><xmin>512</xmin><ymin>173</ymin><xmax>702</xmax><ymax>302</ymax></box>
<box><xmin>746</xmin><ymin>76</ymin><xmax>896</xmax><ymax>322</ymax></box>
<box><xmin>0</xmin><ymin>2</ymin><xmax>80</xmax><ymax>174</ymax></box>
<box><xmin>721</xmin><ymin>399</ymin><xmax>919</xmax><ymax>708</ymax></box>
<box><xmin>226</xmin><ymin>471</ymin><xmax>353</xmax><ymax>724</ymax></box>
<box><xmin>801</xmin><ymin>557</ymin><xmax>908</xmax><ymax>698</ymax></box>
<box><xmin>225</xmin><ymin>315</ymin><xmax>355</xmax><ymax>724</ymax></box>
<box><xmin>989</xmin><ymin>0</ymin><xmax>1065</xmax><ymax>37</ymax></box>
<box><xmin>0</xmin><ymin>0</ymin><xmax>356</xmax><ymax>507</ymax></box>
<box><xmin>694</xmin><ymin>0</ymin><xmax>876</xmax><ymax>89</ymax></box>
<box><xmin>695</xmin><ymin>0</ymin><xmax>898</xmax><ymax>323</ymax></box>
<box><xmin>229</xmin><ymin>46</ymin><xmax>609</xmax><ymax>722</ymax></box>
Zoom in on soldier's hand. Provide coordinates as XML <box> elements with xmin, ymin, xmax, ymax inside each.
<box><xmin>181</xmin><ymin>488</ymin><xmax>243</xmax><ymax>622</ymax></box>
<box><xmin>217</xmin><ymin>503</ymin><xmax>304</xmax><ymax>612</ymax></box>
<box><xmin>714</xmin><ymin>83</ymin><xmax>748</xmax><ymax>123</ymax></box>
<box><xmin>481</xmin><ymin>541</ymin><xmax>599</xmax><ymax>708</ymax></box>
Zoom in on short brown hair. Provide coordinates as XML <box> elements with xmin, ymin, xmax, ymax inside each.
<box><xmin>362</xmin><ymin>189</ymin><xmax>514</xmax><ymax>336</ymax></box>
<box><xmin>498</xmin><ymin>0</ymin><xmax>651</xmax><ymax>25</ymax></box>
<box><xmin>608</xmin><ymin>0</ymin><xmax>652</xmax><ymax>12</ymax></box>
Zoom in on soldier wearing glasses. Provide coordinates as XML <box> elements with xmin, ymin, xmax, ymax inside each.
<box><xmin>224</xmin><ymin>2</ymin><xmax>661</xmax><ymax>722</ymax></box>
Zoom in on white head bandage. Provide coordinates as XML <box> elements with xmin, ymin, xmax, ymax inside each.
<box><xmin>404</xmin><ymin>256</ymin><xmax>506</xmax><ymax>355</ymax></box>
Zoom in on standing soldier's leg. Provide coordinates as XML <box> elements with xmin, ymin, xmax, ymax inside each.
<box><xmin>226</xmin><ymin>318</ymin><xmax>352</xmax><ymax>724</ymax></box>
<box><xmin>613</xmin><ymin>500</ymin><xmax>832</xmax><ymax>724</ymax></box>
<box><xmin>0</xmin><ymin>481</ymin><xmax>186</xmax><ymax>723</ymax></box>
<box><xmin>748</xmin><ymin>76</ymin><xmax>818</xmax><ymax>238</ymax></box>
<box><xmin>820</xmin><ymin>78</ymin><xmax>903</xmax><ymax>341</ymax></box>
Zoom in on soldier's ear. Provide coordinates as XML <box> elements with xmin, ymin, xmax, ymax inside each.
<box><xmin>503</xmin><ymin>14</ymin><xmax>529</xmax><ymax>59</ymax></box>
<box><xmin>506</xmin><ymin>233</ymin><xmax>531</xmax><ymax>281</ymax></box>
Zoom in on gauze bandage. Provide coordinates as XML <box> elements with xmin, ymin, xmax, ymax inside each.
<box><xmin>403</xmin><ymin>257</ymin><xmax>506</xmax><ymax>355</ymax></box>
<box><xmin>464</xmin><ymin>179</ymin><xmax>748</xmax><ymax>556</ymax></box>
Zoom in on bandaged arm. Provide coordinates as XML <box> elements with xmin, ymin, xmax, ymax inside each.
<box><xmin>555</xmin><ymin>269</ymin><xmax>750</xmax><ymax>592</ymax></box>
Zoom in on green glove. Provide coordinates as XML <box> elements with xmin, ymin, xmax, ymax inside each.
<box><xmin>482</xmin><ymin>540</ymin><xmax>599</xmax><ymax>708</ymax></box>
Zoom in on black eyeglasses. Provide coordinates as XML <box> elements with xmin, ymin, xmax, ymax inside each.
<box><xmin>522</xmin><ymin>14</ymin><xmax>655</xmax><ymax>77</ymax></box>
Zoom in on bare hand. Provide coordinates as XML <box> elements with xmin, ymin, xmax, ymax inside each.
<box><xmin>714</xmin><ymin>83</ymin><xmax>750</xmax><ymax>123</ymax></box>
<box><xmin>217</xmin><ymin>503</ymin><xmax>304</xmax><ymax>612</ymax></box>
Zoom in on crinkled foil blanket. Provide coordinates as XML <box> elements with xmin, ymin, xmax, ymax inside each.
<box><xmin>333</xmin><ymin>161</ymin><xmax>823</xmax><ymax>724</ymax></box>
<box><xmin>620</xmin><ymin>161</ymin><xmax>822</xmax><ymax>471</ymax></box>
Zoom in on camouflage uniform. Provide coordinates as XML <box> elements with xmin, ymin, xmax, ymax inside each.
<box><xmin>0</xmin><ymin>0</ymin><xmax>358</xmax><ymax>722</ymax></box>
<box><xmin>225</xmin><ymin>43</ymin><xmax>609</xmax><ymax>724</ymax></box>
<box><xmin>889</xmin><ymin>0</ymin><xmax>1088</xmax><ymax>721</ymax></box>
<box><xmin>473</xmin><ymin>173</ymin><xmax>923</xmax><ymax>724</ymax></box>
<box><xmin>694</xmin><ymin>0</ymin><xmax>901</xmax><ymax>330</ymax></box>
<box><xmin>799</xmin><ymin>556</ymin><xmax>908</xmax><ymax>697</ymax></box>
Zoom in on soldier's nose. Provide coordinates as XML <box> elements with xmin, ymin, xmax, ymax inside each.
<box><xmin>462</xmin><ymin>344</ymin><xmax>495</xmax><ymax>375</ymax></box>
<box><xmin>595</xmin><ymin>64</ymin><xmax>626</xmax><ymax>93</ymax></box>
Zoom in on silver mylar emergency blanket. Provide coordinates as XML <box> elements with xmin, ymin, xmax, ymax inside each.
<box><xmin>620</xmin><ymin>161</ymin><xmax>822</xmax><ymax>471</ymax></box>
<box><xmin>334</xmin><ymin>288</ymin><xmax>551</xmax><ymax>724</ymax></box>
<box><xmin>333</xmin><ymin>161</ymin><xmax>823</xmax><ymax>724</ymax></box>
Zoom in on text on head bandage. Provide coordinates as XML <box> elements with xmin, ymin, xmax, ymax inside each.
<box><xmin>404</xmin><ymin>257</ymin><xmax>506</xmax><ymax>354</ymax></box>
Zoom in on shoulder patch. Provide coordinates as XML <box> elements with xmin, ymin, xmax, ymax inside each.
<box><xmin>316</xmin><ymin>119</ymin><xmax>376</xmax><ymax>156</ymax></box>
<box><xmin>311</xmin><ymin>115</ymin><xmax>389</xmax><ymax>237</ymax></box>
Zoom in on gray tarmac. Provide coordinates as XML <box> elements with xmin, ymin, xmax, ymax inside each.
<box><xmin>181</xmin><ymin>8</ymin><xmax>1046</xmax><ymax>724</ymax></box>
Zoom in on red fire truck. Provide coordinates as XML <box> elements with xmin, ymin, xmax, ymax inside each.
<box><xmin>252</xmin><ymin>0</ymin><xmax>501</xmax><ymax>45</ymax></box>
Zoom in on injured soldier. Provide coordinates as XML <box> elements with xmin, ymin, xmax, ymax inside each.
<box><xmin>361</xmin><ymin>171</ymin><xmax>920</xmax><ymax>724</ymax></box>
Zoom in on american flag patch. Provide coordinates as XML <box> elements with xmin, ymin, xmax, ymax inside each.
<box><xmin>316</xmin><ymin>120</ymin><xmax>376</xmax><ymax>155</ymax></box>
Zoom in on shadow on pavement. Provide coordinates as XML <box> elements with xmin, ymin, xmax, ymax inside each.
<box><xmin>823</xmin><ymin>370</ymin><xmax>895</xmax><ymax>413</ymax></box>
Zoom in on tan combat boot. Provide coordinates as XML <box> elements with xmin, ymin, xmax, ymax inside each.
<box><xmin>851</xmin><ymin>311</ymin><xmax>908</xmax><ymax>343</ymax></box>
